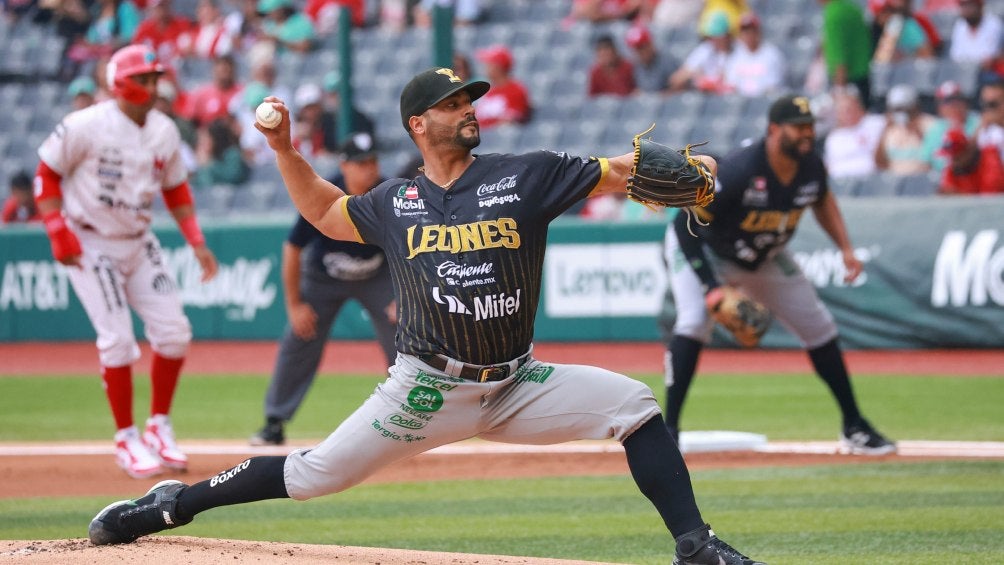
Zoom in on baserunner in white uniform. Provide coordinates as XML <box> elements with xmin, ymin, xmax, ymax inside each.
<box><xmin>35</xmin><ymin>44</ymin><xmax>218</xmax><ymax>479</ymax></box>
<box><xmin>87</xmin><ymin>67</ymin><xmax>766</xmax><ymax>565</ymax></box>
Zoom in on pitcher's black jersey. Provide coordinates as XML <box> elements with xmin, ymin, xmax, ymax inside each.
<box><xmin>344</xmin><ymin>151</ymin><xmax>604</xmax><ymax>364</ymax></box>
<box><xmin>694</xmin><ymin>139</ymin><xmax>829</xmax><ymax>270</ymax></box>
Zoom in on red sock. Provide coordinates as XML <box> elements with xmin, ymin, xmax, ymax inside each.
<box><xmin>150</xmin><ymin>353</ymin><xmax>184</xmax><ymax>416</ymax></box>
<box><xmin>101</xmin><ymin>365</ymin><xmax>133</xmax><ymax>430</ymax></box>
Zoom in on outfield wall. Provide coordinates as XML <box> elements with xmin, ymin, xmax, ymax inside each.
<box><xmin>1</xmin><ymin>197</ymin><xmax>1002</xmax><ymax>348</ymax></box>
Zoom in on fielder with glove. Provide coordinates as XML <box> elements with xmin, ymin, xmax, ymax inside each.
<box><xmin>703</xmin><ymin>286</ymin><xmax>771</xmax><ymax>348</ymax></box>
<box><xmin>662</xmin><ymin>95</ymin><xmax>895</xmax><ymax>456</ymax></box>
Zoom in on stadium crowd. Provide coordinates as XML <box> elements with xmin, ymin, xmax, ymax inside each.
<box><xmin>1</xmin><ymin>0</ymin><xmax>1002</xmax><ymax>225</ymax></box>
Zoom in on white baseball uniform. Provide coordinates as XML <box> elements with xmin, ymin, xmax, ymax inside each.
<box><xmin>37</xmin><ymin>100</ymin><xmax>193</xmax><ymax>367</ymax></box>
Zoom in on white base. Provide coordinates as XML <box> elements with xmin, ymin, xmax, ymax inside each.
<box><xmin>678</xmin><ymin>430</ymin><xmax>769</xmax><ymax>453</ymax></box>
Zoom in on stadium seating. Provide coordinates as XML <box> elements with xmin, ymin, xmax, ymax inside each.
<box><xmin>0</xmin><ymin>0</ymin><xmax>995</xmax><ymax>209</ymax></box>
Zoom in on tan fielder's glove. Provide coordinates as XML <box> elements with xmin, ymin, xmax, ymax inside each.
<box><xmin>626</xmin><ymin>125</ymin><xmax>715</xmax><ymax>209</ymax></box>
<box><xmin>705</xmin><ymin>286</ymin><xmax>771</xmax><ymax>348</ymax></box>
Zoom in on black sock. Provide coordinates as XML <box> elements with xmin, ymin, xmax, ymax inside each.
<box><xmin>174</xmin><ymin>456</ymin><xmax>290</xmax><ymax>521</ymax></box>
<box><xmin>807</xmin><ymin>338</ymin><xmax>861</xmax><ymax>427</ymax></box>
<box><xmin>665</xmin><ymin>335</ymin><xmax>703</xmax><ymax>429</ymax></box>
<box><xmin>623</xmin><ymin>416</ymin><xmax>704</xmax><ymax>537</ymax></box>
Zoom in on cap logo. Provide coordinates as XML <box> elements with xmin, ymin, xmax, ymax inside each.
<box><xmin>352</xmin><ymin>132</ymin><xmax>373</xmax><ymax>151</ymax></box>
<box><xmin>435</xmin><ymin>68</ymin><xmax>462</xmax><ymax>83</ymax></box>
<box><xmin>792</xmin><ymin>96</ymin><xmax>810</xmax><ymax>114</ymax></box>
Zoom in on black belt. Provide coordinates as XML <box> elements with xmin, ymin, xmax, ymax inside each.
<box><xmin>418</xmin><ymin>352</ymin><xmax>531</xmax><ymax>383</ymax></box>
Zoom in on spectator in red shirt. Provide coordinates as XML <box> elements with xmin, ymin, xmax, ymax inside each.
<box><xmin>587</xmin><ymin>33</ymin><xmax>635</xmax><ymax>97</ymax></box>
<box><xmin>2</xmin><ymin>171</ymin><xmax>40</xmax><ymax>224</ymax></box>
<box><xmin>474</xmin><ymin>45</ymin><xmax>532</xmax><ymax>129</ymax></box>
<box><xmin>939</xmin><ymin>128</ymin><xmax>1004</xmax><ymax>193</ymax></box>
<box><xmin>132</xmin><ymin>0</ymin><xmax>194</xmax><ymax>64</ymax></box>
<box><xmin>184</xmin><ymin>54</ymin><xmax>242</xmax><ymax>127</ymax></box>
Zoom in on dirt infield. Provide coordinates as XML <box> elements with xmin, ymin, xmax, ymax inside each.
<box><xmin>0</xmin><ymin>536</ymin><xmax>625</xmax><ymax>564</ymax></box>
<box><xmin>3</xmin><ymin>341</ymin><xmax>1003</xmax><ymax>376</ymax></box>
<box><xmin>1</xmin><ymin>445</ymin><xmax>894</xmax><ymax>500</ymax></box>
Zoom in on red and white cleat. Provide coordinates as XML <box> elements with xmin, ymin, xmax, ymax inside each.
<box><xmin>143</xmin><ymin>415</ymin><xmax>188</xmax><ymax>471</ymax></box>
<box><xmin>115</xmin><ymin>426</ymin><xmax>162</xmax><ymax>479</ymax></box>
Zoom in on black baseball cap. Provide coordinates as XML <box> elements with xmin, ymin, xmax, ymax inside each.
<box><xmin>338</xmin><ymin>132</ymin><xmax>378</xmax><ymax>162</ymax></box>
<box><xmin>768</xmin><ymin>94</ymin><xmax>815</xmax><ymax>125</ymax></box>
<box><xmin>399</xmin><ymin>67</ymin><xmax>490</xmax><ymax>132</ymax></box>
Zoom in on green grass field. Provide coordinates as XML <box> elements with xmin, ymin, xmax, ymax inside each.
<box><xmin>2</xmin><ymin>371</ymin><xmax>1003</xmax><ymax>564</ymax></box>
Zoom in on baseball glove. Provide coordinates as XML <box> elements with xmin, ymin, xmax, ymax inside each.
<box><xmin>705</xmin><ymin>286</ymin><xmax>771</xmax><ymax>348</ymax></box>
<box><xmin>626</xmin><ymin>125</ymin><xmax>715</xmax><ymax>209</ymax></box>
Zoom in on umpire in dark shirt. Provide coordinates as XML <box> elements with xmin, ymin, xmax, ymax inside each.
<box><xmin>251</xmin><ymin>132</ymin><xmax>396</xmax><ymax>445</ymax></box>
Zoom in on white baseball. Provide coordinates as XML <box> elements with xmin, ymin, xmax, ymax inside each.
<box><xmin>255</xmin><ymin>102</ymin><xmax>282</xmax><ymax>129</ymax></box>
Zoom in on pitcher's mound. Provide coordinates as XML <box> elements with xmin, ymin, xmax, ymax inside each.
<box><xmin>0</xmin><ymin>536</ymin><xmax>621</xmax><ymax>564</ymax></box>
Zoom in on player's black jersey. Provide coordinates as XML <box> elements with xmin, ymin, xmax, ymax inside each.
<box><xmin>346</xmin><ymin>151</ymin><xmax>603</xmax><ymax>364</ymax></box>
<box><xmin>694</xmin><ymin>139</ymin><xmax>829</xmax><ymax>270</ymax></box>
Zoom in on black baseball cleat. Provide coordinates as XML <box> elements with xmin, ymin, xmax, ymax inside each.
<box><xmin>840</xmin><ymin>417</ymin><xmax>897</xmax><ymax>455</ymax></box>
<box><xmin>88</xmin><ymin>479</ymin><xmax>192</xmax><ymax>545</ymax></box>
<box><xmin>673</xmin><ymin>524</ymin><xmax>766</xmax><ymax>565</ymax></box>
<box><xmin>249</xmin><ymin>419</ymin><xmax>285</xmax><ymax>446</ymax></box>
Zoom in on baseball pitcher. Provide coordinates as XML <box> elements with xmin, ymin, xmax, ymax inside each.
<box><xmin>88</xmin><ymin>67</ymin><xmax>764</xmax><ymax>565</ymax></box>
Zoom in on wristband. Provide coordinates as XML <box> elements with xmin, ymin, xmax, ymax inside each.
<box><xmin>178</xmin><ymin>215</ymin><xmax>206</xmax><ymax>247</ymax></box>
<box><xmin>42</xmin><ymin>209</ymin><xmax>67</xmax><ymax>233</ymax></box>
<box><xmin>42</xmin><ymin>210</ymin><xmax>82</xmax><ymax>262</ymax></box>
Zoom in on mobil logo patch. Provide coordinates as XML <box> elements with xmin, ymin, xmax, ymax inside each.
<box><xmin>393</xmin><ymin>183</ymin><xmax>427</xmax><ymax>217</ymax></box>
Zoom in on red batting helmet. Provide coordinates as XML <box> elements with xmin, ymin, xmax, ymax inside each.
<box><xmin>107</xmin><ymin>44</ymin><xmax>165</xmax><ymax>105</ymax></box>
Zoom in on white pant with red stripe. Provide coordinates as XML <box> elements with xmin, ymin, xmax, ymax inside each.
<box><xmin>66</xmin><ymin>228</ymin><xmax>192</xmax><ymax>367</ymax></box>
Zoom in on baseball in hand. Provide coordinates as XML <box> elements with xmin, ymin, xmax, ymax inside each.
<box><xmin>255</xmin><ymin>102</ymin><xmax>282</xmax><ymax>129</ymax></box>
